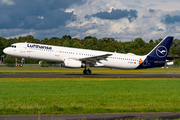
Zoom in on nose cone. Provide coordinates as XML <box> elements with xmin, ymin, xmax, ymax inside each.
<box><xmin>3</xmin><ymin>48</ymin><xmax>9</xmax><ymax>54</ymax></box>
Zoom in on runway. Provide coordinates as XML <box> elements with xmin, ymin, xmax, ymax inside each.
<box><xmin>0</xmin><ymin>73</ymin><xmax>180</xmax><ymax>78</ymax></box>
<box><xmin>1</xmin><ymin>112</ymin><xmax>180</xmax><ymax>120</ymax></box>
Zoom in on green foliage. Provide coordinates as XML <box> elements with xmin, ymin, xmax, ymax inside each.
<box><xmin>40</xmin><ymin>61</ymin><xmax>49</xmax><ymax>67</ymax></box>
<box><xmin>134</xmin><ymin>37</ymin><xmax>145</xmax><ymax>47</ymax></box>
<box><xmin>155</xmin><ymin>38</ymin><xmax>163</xmax><ymax>45</ymax></box>
<box><xmin>174</xmin><ymin>59</ymin><xmax>180</xmax><ymax>65</ymax></box>
<box><xmin>149</xmin><ymin>39</ymin><xmax>154</xmax><ymax>43</ymax></box>
<box><xmin>0</xmin><ymin>41</ymin><xmax>3</xmax><ymax>57</ymax></box>
<box><xmin>169</xmin><ymin>38</ymin><xmax>180</xmax><ymax>55</ymax></box>
<box><xmin>62</xmin><ymin>40</ymin><xmax>70</xmax><ymax>47</ymax></box>
<box><xmin>63</xmin><ymin>35</ymin><xmax>71</xmax><ymax>40</ymax></box>
<box><xmin>84</xmin><ymin>38</ymin><xmax>98</xmax><ymax>50</ymax></box>
<box><xmin>24</xmin><ymin>59</ymin><xmax>39</xmax><ymax>64</ymax></box>
<box><xmin>4</xmin><ymin>55</ymin><xmax>15</xmax><ymax>67</ymax></box>
<box><xmin>117</xmin><ymin>42</ymin><xmax>125</xmax><ymax>53</ymax></box>
<box><xmin>72</xmin><ymin>41</ymin><xmax>82</xmax><ymax>48</ymax></box>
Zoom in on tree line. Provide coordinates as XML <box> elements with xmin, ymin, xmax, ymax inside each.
<box><xmin>1</xmin><ymin>35</ymin><xmax>180</xmax><ymax>64</ymax></box>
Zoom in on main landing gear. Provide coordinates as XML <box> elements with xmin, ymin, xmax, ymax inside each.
<box><xmin>83</xmin><ymin>64</ymin><xmax>91</xmax><ymax>75</ymax></box>
<box><xmin>83</xmin><ymin>69</ymin><xmax>91</xmax><ymax>75</ymax></box>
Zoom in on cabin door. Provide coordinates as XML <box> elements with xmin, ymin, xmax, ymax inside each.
<box><xmin>55</xmin><ymin>49</ymin><xmax>61</xmax><ymax>57</ymax></box>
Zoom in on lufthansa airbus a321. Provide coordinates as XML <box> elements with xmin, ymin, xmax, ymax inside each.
<box><xmin>3</xmin><ymin>36</ymin><xmax>174</xmax><ymax>75</ymax></box>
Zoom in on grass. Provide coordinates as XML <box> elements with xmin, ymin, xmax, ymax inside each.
<box><xmin>0</xmin><ymin>66</ymin><xmax>180</xmax><ymax>73</ymax></box>
<box><xmin>0</xmin><ymin>78</ymin><xmax>180</xmax><ymax>115</ymax></box>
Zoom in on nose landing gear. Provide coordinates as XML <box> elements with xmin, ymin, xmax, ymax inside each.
<box><xmin>20</xmin><ymin>58</ymin><xmax>24</xmax><ymax>67</ymax></box>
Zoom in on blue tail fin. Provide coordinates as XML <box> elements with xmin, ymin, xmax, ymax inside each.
<box><xmin>136</xmin><ymin>36</ymin><xmax>174</xmax><ymax>69</ymax></box>
<box><xmin>147</xmin><ymin>36</ymin><xmax>174</xmax><ymax>60</ymax></box>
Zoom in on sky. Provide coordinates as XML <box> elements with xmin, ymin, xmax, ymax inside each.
<box><xmin>1</xmin><ymin>0</ymin><xmax>180</xmax><ymax>42</ymax></box>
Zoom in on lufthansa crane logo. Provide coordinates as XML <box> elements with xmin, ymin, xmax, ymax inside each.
<box><xmin>156</xmin><ymin>46</ymin><xmax>167</xmax><ymax>58</ymax></box>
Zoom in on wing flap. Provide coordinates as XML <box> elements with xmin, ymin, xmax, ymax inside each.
<box><xmin>80</xmin><ymin>53</ymin><xmax>112</xmax><ymax>64</ymax></box>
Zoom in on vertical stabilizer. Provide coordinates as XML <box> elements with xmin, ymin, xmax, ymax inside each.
<box><xmin>147</xmin><ymin>36</ymin><xmax>174</xmax><ymax>60</ymax></box>
<box><xmin>136</xmin><ymin>36</ymin><xmax>174</xmax><ymax>69</ymax></box>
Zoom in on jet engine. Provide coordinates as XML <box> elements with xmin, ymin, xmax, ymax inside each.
<box><xmin>61</xmin><ymin>59</ymin><xmax>85</xmax><ymax>68</ymax></box>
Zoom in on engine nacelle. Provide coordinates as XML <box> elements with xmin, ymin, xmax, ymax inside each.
<box><xmin>61</xmin><ymin>59</ymin><xmax>85</xmax><ymax>68</ymax></box>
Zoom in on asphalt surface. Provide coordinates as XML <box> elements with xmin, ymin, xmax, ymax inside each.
<box><xmin>1</xmin><ymin>112</ymin><xmax>180</xmax><ymax>120</ymax></box>
<box><xmin>0</xmin><ymin>73</ymin><xmax>180</xmax><ymax>78</ymax></box>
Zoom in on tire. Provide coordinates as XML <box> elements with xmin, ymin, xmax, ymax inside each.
<box><xmin>86</xmin><ymin>70</ymin><xmax>91</xmax><ymax>75</ymax></box>
<box><xmin>83</xmin><ymin>70</ymin><xmax>87</xmax><ymax>74</ymax></box>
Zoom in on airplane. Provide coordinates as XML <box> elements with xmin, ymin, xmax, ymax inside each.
<box><xmin>3</xmin><ymin>36</ymin><xmax>174</xmax><ymax>75</ymax></box>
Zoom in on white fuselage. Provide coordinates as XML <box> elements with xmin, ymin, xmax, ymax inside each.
<box><xmin>3</xmin><ymin>43</ymin><xmax>146</xmax><ymax>69</ymax></box>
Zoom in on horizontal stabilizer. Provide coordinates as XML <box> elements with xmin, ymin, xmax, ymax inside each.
<box><xmin>154</xmin><ymin>60</ymin><xmax>174</xmax><ymax>66</ymax></box>
<box><xmin>167</xmin><ymin>55</ymin><xmax>180</xmax><ymax>60</ymax></box>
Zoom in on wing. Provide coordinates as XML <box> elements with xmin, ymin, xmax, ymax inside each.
<box><xmin>79</xmin><ymin>54</ymin><xmax>112</xmax><ymax>64</ymax></box>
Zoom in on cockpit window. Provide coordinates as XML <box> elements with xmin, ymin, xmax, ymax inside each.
<box><xmin>10</xmin><ymin>45</ymin><xmax>16</xmax><ymax>48</ymax></box>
